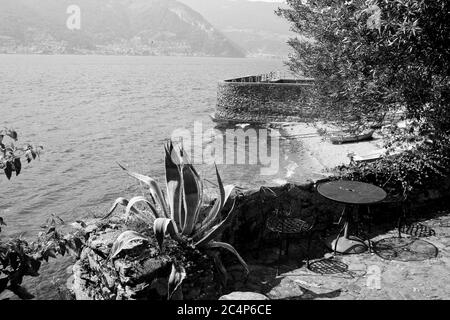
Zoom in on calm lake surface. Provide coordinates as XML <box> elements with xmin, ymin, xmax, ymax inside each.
<box><xmin>0</xmin><ymin>54</ymin><xmax>319</xmax><ymax>299</ymax></box>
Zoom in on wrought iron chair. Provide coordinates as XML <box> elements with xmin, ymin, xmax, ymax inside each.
<box><xmin>394</xmin><ymin>196</ymin><xmax>436</xmax><ymax>238</ymax></box>
<box><xmin>257</xmin><ymin>185</ymin><xmax>317</xmax><ymax>270</ymax></box>
<box><xmin>375</xmin><ymin>192</ymin><xmax>410</xmax><ymax>238</ymax></box>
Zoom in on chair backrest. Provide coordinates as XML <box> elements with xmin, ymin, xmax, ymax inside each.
<box><xmin>274</xmin><ymin>192</ymin><xmax>296</xmax><ymax>218</ymax></box>
<box><xmin>258</xmin><ymin>186</ymin><xmax>277</xmax><ymax>205</ymax></box>
<box><xmin>260</xmin><ymin>186</ymin><xmax>297</xmax><ymax>218</ymax></box>
<box><xmin>258</xmin><ymin>186</ymin><xmax>283</xmax><ymax>215</ymax></box>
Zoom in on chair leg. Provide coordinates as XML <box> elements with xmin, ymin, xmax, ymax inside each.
<box><xmin>276</xmin><ymin>233</ymin><xmax>283</xmax><ymax>273</ymax></box>
<box><xmin>397</xmin><ymin>202</ymin><xmax>407</xmax><ymax>238</ymax></box>
<box><xmin>361</xmin><ymin>206</ymin><xmax>373</xmax><ymax>253</ymax></box>
<box><xmin>256</xmin><ymin>228</ymin><xmax>265</xmax><ymax>259</ymax></box>
<box><xmin>367</xmin><ymin>238</ymin><xmax>373</xmax><ymax>253</ymax></box>
<box><xmin>285</xmin><ymin>238</ymin><xmax>290</xmax><ymax>256</ymax></box>
<box><xmin>278</xmin><ymin>234</ymin><xmax>283</xmax><ymax>258</ymax></box>
<box><xmin>397</xmin><ymin>216</ymin><xmax>402</xmax><ymax>238</ymax></box>
<box><xmin>270</xmin><ymin>234</ymin><xmax>280</xmax><ymax>276</ymax></box>
<box><xmin>276</xmin><ymin>237</ymin><xmax>283</xmax><ymax>277</ymax></box>
<box><xmin>306</xmin><ymin>232</ymin><xmax>314</xmax><ymax>269</ymax></box>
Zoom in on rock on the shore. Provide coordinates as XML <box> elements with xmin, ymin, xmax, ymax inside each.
<box><xmin>219</xmin><ymin>292</ymin><xmax>269</xmax><ymax>300</ymax></box>
<box><xmin>67</xmin><ymin>219</ymin><xmax>221</xmax><ymax>300</ymax></box>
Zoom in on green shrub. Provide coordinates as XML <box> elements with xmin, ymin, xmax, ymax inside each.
<box><xmin>336</xmin><ymin>135</ymin><xmax>450</xmax><ymax>198</ymax></box>
<box><xmin>0</xmin><ymin>129</ymin><xmax>43</xmax><ymax>180</ymax></box>
<box><xmin>278</xmin><ymin>0</ymin><xmax>449</xmax><ymax>128</ymax></box>
<box><xmin>1</xmin><ymin>130</ymin><xmax>80</xmax><ymax>299</ymax></box>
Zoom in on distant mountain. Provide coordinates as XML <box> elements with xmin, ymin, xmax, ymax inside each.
<box><xmin>178</xmin><ymin>0</ymin><xmax>295</xmax><ymax>58</ymax></box>
<box><xmin>0</xmin><ymin>0</ymin><xmax>245</xmax><ymax>57</ymax></box>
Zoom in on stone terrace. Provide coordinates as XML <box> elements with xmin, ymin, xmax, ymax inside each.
<box><xmin>222</xmin><ymin>203</ymin><xmax>450</xmax><ymax>300</ymax></box>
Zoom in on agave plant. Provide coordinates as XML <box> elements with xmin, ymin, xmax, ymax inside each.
<box><xmin>107</xmin><ymin>140</ymin><xmax>248</xmax><ymax>298</ymax></box>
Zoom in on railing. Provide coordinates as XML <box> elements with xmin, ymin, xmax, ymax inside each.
<box><xmin>224</xmin><ymin>71</ymin><xmax>314</xmax><ymax>84</ymax></box>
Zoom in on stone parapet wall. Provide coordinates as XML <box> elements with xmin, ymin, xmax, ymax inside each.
<box><xmin>219</xmin><ymin>181</ymin><xmax>450</xmax><ymax>256</ymax></box>
<box><xmin>215</xmin><ymin>81</ymin><xmax>317</xmax><ymax>124</ymax></box>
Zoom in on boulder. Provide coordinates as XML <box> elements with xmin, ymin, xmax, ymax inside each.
<box><xmin>219</xmin><ymin>292</ymin><xmax>269</xmax><ymax>300</ymax></box>
<box><xmin>67</xmin><ymin>219</ymin><xmax>220</xmax><ymax>300</ymax></box>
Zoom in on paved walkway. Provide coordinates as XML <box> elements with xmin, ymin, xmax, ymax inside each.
<box><xmin>225</xmin><ymin>209</ymin><xmax>450</xmax><ymax>300</ymax></box>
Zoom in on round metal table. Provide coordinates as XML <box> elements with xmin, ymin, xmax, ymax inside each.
<box><xmin>317</xmin><ymin>180</ymin><xmax>387</xmax><ymax>254</ymax></box>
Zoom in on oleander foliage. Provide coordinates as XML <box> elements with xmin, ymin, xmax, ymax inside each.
<box><xmin>1</xmin><ymin>130</ymin><xmax>83</xmax><ymax>299</ymax></box>
<box><xmin>0</xmin><ymin>128</ymin><xmax>43</xmax><ymax>180</ymax></box>
<box><xmin>278</xmin><ymin>0</ymin><xmax>449</xmax><ymax>127</ymax></box>
<box><xmin>0</xmin><ymin>215</ymin><xmax>83</xmax><ymax>299</ymax></box>
<box><xmin>279</xmin><ymin>0</ymin><xmax>450</xmax><ymax>196</ymax></box>
<box><xmin>336</xmin><ymin>130</ymin><xmax>450</xmax><ymax>197</ymax></box>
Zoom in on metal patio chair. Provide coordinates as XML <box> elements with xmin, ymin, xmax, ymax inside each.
<box><xmin>257</xmin><ymin>185</ymin><xmax>317</xmax><ymax>270</ymax></box>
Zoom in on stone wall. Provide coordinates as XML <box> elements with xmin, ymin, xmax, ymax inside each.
<box><xmin>220</xmin><ymin>182</ymin><xmax>342</xmax><ymax>254</ymax></box>
<box><xmin>214</xmin><ymin>80</ymin><xmax>317</xmax><ymax>124</ymax></box>
<box><xmin>219</xmin><ymin>180</ymin><xmax>450</xmax><ymax>257</ymax></box>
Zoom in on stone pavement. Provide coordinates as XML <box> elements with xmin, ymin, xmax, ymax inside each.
<box><xmin>224</xmin><ymin>210</ymin><xmax>450</xmax><ymax>300</ymax></box>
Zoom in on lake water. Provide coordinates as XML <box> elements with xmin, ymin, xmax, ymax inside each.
<box><xmin>0</xmin><ymin>54</ymin><xmax>320</xmax><ymax>299</ymax></box>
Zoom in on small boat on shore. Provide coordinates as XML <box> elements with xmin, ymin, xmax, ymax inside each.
<box><xmin>330</xmin><ymin>129</ymin><xmax>375</xmax><ymax>144</ymax></box>
<box><xmin>209</xmin><ymin>113</ymin><xmax>265</xmax><ymax>128</ymax></box>
<box><xmin>353</xmin><ymin>150</ymin><xmax>385</xmax><ymax>163</ymax></box>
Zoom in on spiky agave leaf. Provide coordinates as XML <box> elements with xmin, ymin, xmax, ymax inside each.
<box><xmin>180</xmin><ymin>156</ymin><xmax>203</xmax><ymax>236</ymax></box>
<box><xmin>164</xmin><ymin>141</ymin><xmax>184</xmax><ymax>230</ymax></box>
<box><xmin>199</xmin><ymin>185</ymin><xmax>234</xmax><ymax>232</ymax></box>
<box><xmin>102</xmin><ymin>197</ymin><xmax>138</xmax><ymax>220</ymax></box>
<box><xmin>109</xmin><ymin>230</ymin><xmax>148</xmax><ymax>260</ymax></box>
<box><xmin>260</xmin><ymin>186</ymin><xmax>277</xmax><ymax>198</ymax></box>
<box><xmin>194</xmin><ymin>166</ymin><xmax>235</xmax><ymax>239</ymax></box>
<box><xmin>125</xmin><ymin>196</ymin><xmax>160</xmax><ymax>221</ymax></box>
<box><xmin>194</xmin><ymin>199</ymin><xmax>237</xmax><ymax>247</ymax></box>
<box><xmin>209</xmin><ymin>250</ymin><xmax>228</xmax><ymax>287</ymax></box>
<box><xmin>203</xmin><ymin>166</ymin><xmax>234</xmax><ymax>227</ymax></box>
<box><xmin>168</xmin><ymin>263</ymin><xmax>186</xmax><ymax>300</ymax></box>
<box><xmin>204</xmin><ymin>241</ymin><xmax>249</xmax><ymax>275</ymax></box>
<box><xmin>118</xmin><ymin>163</ymin><xmax>169</xmax><ymax>218</ymax></box>
<box><xmin>153</xmin><ymin>218</ymin><xmax>181</xmax><ymax>250</ymax></box>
